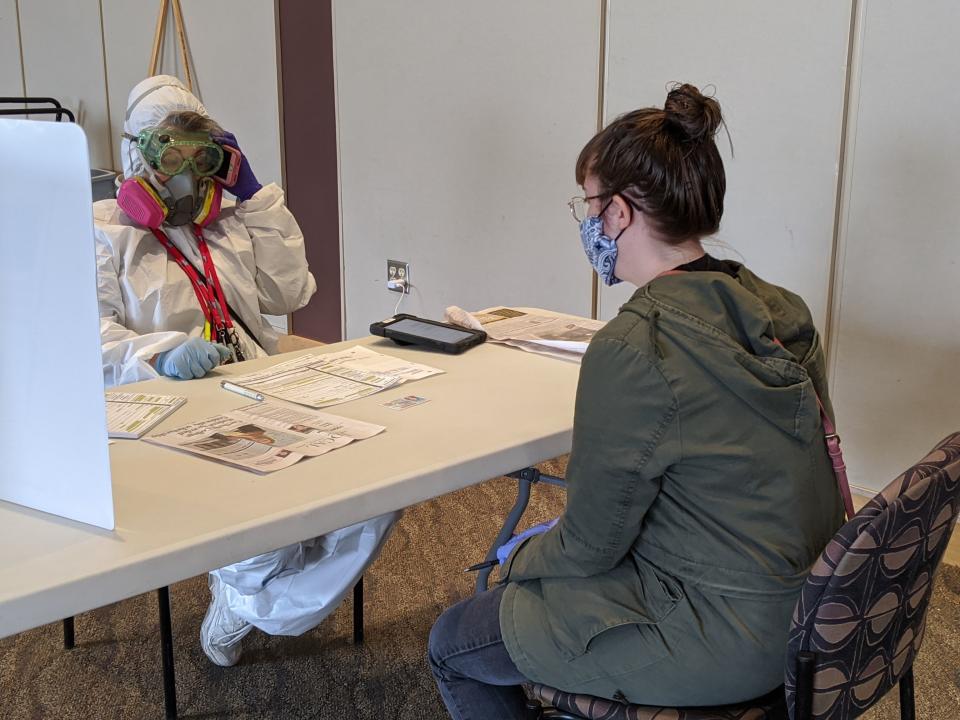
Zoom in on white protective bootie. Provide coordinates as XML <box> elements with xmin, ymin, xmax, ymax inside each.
<box><xmin>200</xmin><ymin>573</ymin><xmax>254</xmax><ymax>667</ymax></box>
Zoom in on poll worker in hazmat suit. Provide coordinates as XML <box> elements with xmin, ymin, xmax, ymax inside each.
<box><xmin>94</xmin><ymin>75</ymin><xmax>398</xmax><ymax>666</ymax></box>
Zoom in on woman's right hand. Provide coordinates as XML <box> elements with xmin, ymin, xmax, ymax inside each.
<box><xmin>496</xmin><ymin>518</ymin><xmax>559</xmax><ymax>564</ymax></box>
<box><xmin>155</xmin><ymin>337</ymin><xmax>232</xmax><ymax>380</ymax></box>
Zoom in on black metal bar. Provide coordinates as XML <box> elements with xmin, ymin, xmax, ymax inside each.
<box><xmin>0</xmin><ymin>96</ymin><xmax>63</xmax><ymax>107</ymax></box>
<box><xmin>0</xmin><ymin>107</ymin><xmax>75</xmax><ymax>121</ymax></box>
<box><xmin>62</xmin><ymin>617</ymin><xmax>75</xmax><ymax>650</ymax></box>
<box><xmin>794</xmin><ymin>651</ymin><xmax>816</xmax><ymax>720</ymax></box>
<box><xmin>898</xmin><ymin>666</ymin><xmax>916</xmax><ymax>720</ymax></box>
<box><xmin>352</xmin><ymin>576</ymin><xmax>364</xmax><ymax>645</ymax></box>
<box><xmin>157</xmin><ymin>587</ymin><xmax>177</xmax><ymax>720</ymax></box>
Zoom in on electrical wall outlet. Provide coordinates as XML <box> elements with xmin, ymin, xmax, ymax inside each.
<box><xmin>387</xmin><ymin>260</ymin><xmax>410</xmax><ymax>293</ymax></box>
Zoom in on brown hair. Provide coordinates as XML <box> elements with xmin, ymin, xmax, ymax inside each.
<box><xmin>160</xmin><ymin>110</ymin><xmax>224</xmax><ymax>136</ymax></box>
<box><xmin>575</xmin><ymin>83</ymin><xmax>726</xmax><ymax>243</ymax></box>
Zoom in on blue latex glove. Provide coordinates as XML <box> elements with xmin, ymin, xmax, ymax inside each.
<box><xmin>214</xmin><ymin>130</ymin><xmax>262</xmax><ymax>201</ymax></box>
<box><xmin>496</xmin><ymin>517</ymin><xmax>559</xmax><ymax>565</ymax></box>
<box><xmin>155</xmin><ymin>338</ymin><xmax>232</xmax><ymax>380</ymax></box>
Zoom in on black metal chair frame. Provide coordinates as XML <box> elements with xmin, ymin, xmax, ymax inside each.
<box><xmin>0</xmin><ymin>97</ymin><xmax>75</xmax><ymax>122</ymax></box>
<box><xmin>62</xmin><ymin>576</ymin><xmax>365</xmax><ymax>720</ymax></box>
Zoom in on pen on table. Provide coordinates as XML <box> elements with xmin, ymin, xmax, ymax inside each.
<box><xmin>464</xmin><ymin>559</ymin><xmax>499</xmax><ymax>573</ymax></box>
<box><xmin>220</xmin><ymin>381</ymin><xmax>264</xmax><ymax>402</ymax></box>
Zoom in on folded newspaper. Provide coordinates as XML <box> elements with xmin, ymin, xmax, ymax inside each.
<box><xmin>144</xmin><ymin>402</ymin><xmax>384</xmax><ymax>474</ymax></box>
<box><xmin>223</xmin><ymin>345</ymin><xmax>443</xmax><ymax>409</ymax></box>
<box><xmin>444</xmin><ymin>306</ymin><xmax>605</xmax><ymax>362</ymax></box>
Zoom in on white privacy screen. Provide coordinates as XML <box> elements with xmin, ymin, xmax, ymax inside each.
<box><xmin>0</xmin><ymin>119</ymin><xmax>114</xmax><ymax>530</ymax></box>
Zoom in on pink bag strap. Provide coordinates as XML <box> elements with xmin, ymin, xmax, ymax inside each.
<box><xmin>815</xmin><ymin>395</ymin><xmax>856</xmax><ymax>521</ymax></box>
<box><xmin>770</xmin><ymin>337</ymin><xmax>855</xmax><ymax>520</ymax></box>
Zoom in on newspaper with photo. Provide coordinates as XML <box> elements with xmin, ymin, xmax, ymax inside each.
<box><xmin>444</xmin><ymin>306</ymin><xmax>605</xmax><ymax>361</ymax></box>
<box><xmin>224</xmin><ymin>345</ymin><xmax>443</xmax><ymax>409</ymax></box>
<box><xmin>144</xmin><ymin>401</ymin><xmax>385</xmax><ymax>474</ymax></box>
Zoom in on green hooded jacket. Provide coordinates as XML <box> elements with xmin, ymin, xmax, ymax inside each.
<box><xmin>499</xmin><ymin>263</ymin><xmax>844</xmax><ymax>706</ymax></box>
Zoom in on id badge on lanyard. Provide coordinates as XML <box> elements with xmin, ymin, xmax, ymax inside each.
<box><xmin>150</xmin><ymin>226</ymin><xmax>246</xmax><ymax>363</ymax></box>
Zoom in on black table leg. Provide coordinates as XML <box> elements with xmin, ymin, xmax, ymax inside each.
<box><xmin>62</xmin><ymin>617</ymin><xmax>75</xmax><ymax>650</ymax></box>
<box><xmin>353</xmin><ymin>576</ymin><xmax>364</xmax><ymax>645</ymax></box>
<box><xmin>899</xmin><ymin>666</ymin><xmax>916</xmax><ymax>720</ymax></box>
<box><xmin>157</xmin><ymin>587</ymin><xmax>177</xmax><ymax>719</ymax></box>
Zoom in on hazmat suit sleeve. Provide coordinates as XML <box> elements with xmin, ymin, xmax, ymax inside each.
<box><xmin>96</xmin><ymin>229</ymin><xmax>187</xmax><ymax>387</ymax></box>
<box><xmin>234</xmin><ymin>183</ymin><xmax>317</xmax><ymax>316</ymax></box>
<box><xmin>500</xmin><ymin>337</ymin><xmax>682</xmax><ymax>582</ymax></box>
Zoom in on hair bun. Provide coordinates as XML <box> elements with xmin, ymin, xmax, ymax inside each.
<box><xmin>663</xmin><ymin>83</ymin><xmax>722</xmax><ymax>142</ymax></box>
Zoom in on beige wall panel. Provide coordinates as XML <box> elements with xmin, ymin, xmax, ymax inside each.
<box><xmin>830</xmin><ymin>1</ymin><xmax>960</xmax><ymax>493</ymax></box>
<box><xmin>18</xmin><ymin>0</ymin><xmax>112</xmax><ymax>168</ymax></box>
<box><xmin>102</xmin><ymin>0</ymin><xmax>281</xmax><ymax>185</ymax></box>
<box><xmin>598</xmin><ymin>0</ymin><xmax>852</xmax><ymax>332</ymax></box>
<box><xmin>0</xmin><ymin>0</ymin><xmax>24</xmax><ymax>97</ymax></box>
<box><xmin>335</xmin><ymin>1</ymin><xmax>600</xmax><ymax>338</ymax></box>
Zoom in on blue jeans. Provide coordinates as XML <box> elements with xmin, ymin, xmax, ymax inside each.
<box><xmin>428</xmin><ymin>585</ymin><xmax>531</xmax><ymax>720</ymax></box>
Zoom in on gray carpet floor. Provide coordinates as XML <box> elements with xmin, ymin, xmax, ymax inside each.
<box><xmin>2</xmin><ymin>462</ymin><xmax>959</xmax><ymax>719</ymax></box>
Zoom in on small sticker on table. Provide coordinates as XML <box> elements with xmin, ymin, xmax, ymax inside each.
<box><xmin>383</xmin><ymin>395</ymin><xmax>430</xmax><ymax>411</ymax></box>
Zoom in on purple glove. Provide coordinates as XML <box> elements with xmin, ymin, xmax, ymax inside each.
<box><xmin>496</xmin><ymin>517</ymin><xmax>559</xmax><ymax>564</ymax></box>
<box><xmin>214</xmin><ymin>131</ymin><xmax>262</xmax><ymax>201</ymax></box>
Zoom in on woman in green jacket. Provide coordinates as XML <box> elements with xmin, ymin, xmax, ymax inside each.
<box><xmin>428</xmin><ymin>83</ymin><xmax>844</xmax><ymax>719</ymax></box>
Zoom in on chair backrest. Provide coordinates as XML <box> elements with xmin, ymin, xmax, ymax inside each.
<box><xmin>784</xmin><ymin>432</ymin><xmax>960</xmax><ymax>719</ymax></box>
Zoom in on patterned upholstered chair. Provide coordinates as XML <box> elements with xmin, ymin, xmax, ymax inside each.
<box><xmin>526</xmin><ymin>433</ymin><xmax>960</xmax><ymax>720</ymax></box>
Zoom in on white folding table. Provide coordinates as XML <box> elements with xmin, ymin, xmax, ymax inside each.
<box><xmin>0</xmin><ymin>336</ymin><xmax>579</xmax><ymax>717</ymax></box>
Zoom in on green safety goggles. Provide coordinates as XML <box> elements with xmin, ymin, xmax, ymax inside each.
<box><xmin>126</xmin><ymin>127</ymin><xmax>224</xmax><ymax>177</ymax></box>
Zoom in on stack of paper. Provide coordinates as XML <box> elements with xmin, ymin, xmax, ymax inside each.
<box><xmin>223</xmin><ymin>345</ymin><xmax>443</xmax><ymax>408</ymax></box>
<box><xmin>106</xmin><ymin>392</ymin><xmax>187</xmax><ymax>439</ymax></box>
<box><xmin>445</xmin><ymin>306</ymin><xmax>605</xmax><ymax>362</ymax></box>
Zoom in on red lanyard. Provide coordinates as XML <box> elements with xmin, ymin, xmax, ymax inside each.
<box><xmin>150</xmin><ymin>225</ymin><xmax>244</xmax><ymax>361</ymax></box>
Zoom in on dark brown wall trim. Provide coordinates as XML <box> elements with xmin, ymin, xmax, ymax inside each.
<box><xmin>279</xmin><ymin>0</ymin><xmax>342</xmax><ymax>342</ymax></box>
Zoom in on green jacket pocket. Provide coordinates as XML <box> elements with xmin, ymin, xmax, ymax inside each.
<box><xmin>540</xmin><ymin>558</ymin><xmax>682</xmax><ymax>661</ymax></box>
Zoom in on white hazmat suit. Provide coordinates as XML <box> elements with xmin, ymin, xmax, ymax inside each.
<box><xmin>95</xmin><ymin>75</ymin><xmax>399</xmax><ymax>666</ymax></box>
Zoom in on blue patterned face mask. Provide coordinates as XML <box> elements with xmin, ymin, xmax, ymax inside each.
<box><xmin>579</xmin><ymin>202</ymin><xmax>623</xmax><ymax>286</ymax></box>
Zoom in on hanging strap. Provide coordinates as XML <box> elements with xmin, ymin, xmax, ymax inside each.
<box><xmin>817</xmin><ymin>396</ymin><xmax>856</xmax><ymax>520</ymax></box>
<box><xmin>149</xmin><ymin>225</ymin><xmax>245</xmax><ymax>361</ymax></box>
<box><xmin>150</xmin><ymin>226</ymin><xmax>219</xmax><ymax>336</ymax></box>
<box><xmin>148</xmin><ymin>0</ymin><xmax>194</xmax><ymax>92</ymax></box>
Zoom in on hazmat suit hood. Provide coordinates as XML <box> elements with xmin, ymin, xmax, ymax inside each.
<box><xmin>120</xmin><ymin>75</ymin><xmax>210</xmax><ymax>180</ymax></box>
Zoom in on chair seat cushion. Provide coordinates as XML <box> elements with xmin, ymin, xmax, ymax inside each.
<box><xmin>529</xmin><ymin>683</ymin><xmax>786</xmax><ymax>720</ymax></box>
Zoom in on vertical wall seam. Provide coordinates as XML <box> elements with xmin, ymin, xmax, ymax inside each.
<box><xmin>274</xmin><ymin>0</ymin><xmax>286</xmax><ymax>192</ymax></box>
<box><xmin>97</xmin><ymin>0</ymin><xmax>115</xmax><ymax>171</ymax></box>
<box><xmin>14</xmin><ymin>0</ymin><xmax>26</xmax><ymax>98</ymax></box>
<box><xmin>591</xmin><ymin>0</ymin><xmax>609</xmax><ymax>320</ymax></box>
<box><xmin>331</xmin><ymin>0</ymin><xmax>346</xmax><ymax>340</ymax></box>
<box><xmin>825</xmin><ymin>0</ymin><xmax>866</xmax><ymax>382</ymax></box>
<box><xmin>272</xmin><ymin>0</ymin><xmax>291</xmax><ymax>333</ymax></box>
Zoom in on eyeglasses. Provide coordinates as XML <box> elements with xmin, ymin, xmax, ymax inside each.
<box><xmin>567</xmin><ymin>194</ymin><xmax>605</xmax><ymax>223</ymax></box>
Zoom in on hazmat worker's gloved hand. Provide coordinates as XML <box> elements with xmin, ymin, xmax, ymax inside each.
<box><xmin>496</xmin><ymin>517</ymin><xmax>559</xmax><ymax>565</ymax></box>
<box><xmin>155</xmin><ymin>338</ymin><xmax>232</xmax><ymax>380</ymax></box>
<box><xmin>214</xmin><ymin>131</ymin><xmax>262</xmax><ymax>201</ymax></box>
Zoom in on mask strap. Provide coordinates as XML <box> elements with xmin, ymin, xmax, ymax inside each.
<box><xmin>598</xmin><ymin>197</ymin><xmax>628</xmax><ymax>242</ymax></box>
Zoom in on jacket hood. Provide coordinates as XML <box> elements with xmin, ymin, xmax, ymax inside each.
<box><xmin>623</xmin><ymin>267</ymin><xmax>823</xmax><ymax>442</ymax></box>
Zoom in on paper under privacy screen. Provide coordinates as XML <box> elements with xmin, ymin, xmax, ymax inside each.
<box><xmin>0</xmin><ymin>120</ymin><xmax>115</xmax><ymax>530</ymax></box>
